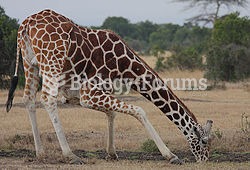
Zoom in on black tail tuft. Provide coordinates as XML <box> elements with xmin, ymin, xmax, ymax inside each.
<box><xmin>6</xmin><ymin>76</ymin><xmax>19</xmax><ymax>112</ymax></box>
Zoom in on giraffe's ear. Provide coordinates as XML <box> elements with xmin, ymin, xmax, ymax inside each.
<box><xmin>204</xmin><ymin>120</ymin><xmax>213</xmax><ymax>134</ymax></box>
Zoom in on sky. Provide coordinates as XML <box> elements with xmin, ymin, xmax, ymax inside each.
<box><xmin>0</xmin><ymin>0</ymin><xmax>249</xmax><ymax>27</ymax></box>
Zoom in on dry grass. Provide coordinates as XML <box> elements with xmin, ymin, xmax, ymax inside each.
<box><xmin>0</xmin><ymin>158</ymin><xmax>249</xmax><ymax>170</ymax></box>
<box><xmin>0</xmin><ymin>67</ymin><xmax>250</xmax><ymax>169</ymax></box>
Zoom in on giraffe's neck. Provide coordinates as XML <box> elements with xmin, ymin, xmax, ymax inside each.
<box><xmin>129</xmin><ymin>69</ymin><xmax>200</xmax><ymax>141</ymax></box>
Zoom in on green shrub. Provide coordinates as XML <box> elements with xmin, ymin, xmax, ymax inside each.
<box><xmin>166</xmin><ymin>47</ymin><xmax>203</xmax><ymax>70</ymax></box>
<box><xmin>140</xmin><ymin>139</ymin><xmax>159</xmax><ymax>153</ymax></box>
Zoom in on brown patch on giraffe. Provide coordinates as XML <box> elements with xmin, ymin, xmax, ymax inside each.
<box><xmin>110</xmin><ymin>70</ymin><xmax>118</xmax><ymax>79</ymax></box>
<box><xmin>44</xmin><ymin>16</ymin><xmax>53</xmax><ymax>23</ymax></box>
<box><xmin>37</xmin><ymin>40</ymin><xmax>43</xmax><ymax>48</ymax></box>
<box><xmin>27</xmin><ymin>78</ymin><xmax>31</xmax><ymax>84</ymax></box>
<box><xmin>42</xmin><ymin>33</ymin><xmax>50</xmax><ymax>41</ymax></box>
<box><xmin>103</xmin><ymin>39</ymin><xmax>113</xmax><ymax>51</ymax></box>
<box><xmin>71</xmin><ymin>48</ymin><xmax>83</xmax><ymax>64</ymax></box>
<box><xmin>91</xmin><ymin>48</ymin><xmax>104</xmax><ymax>68</ymax></box>
<box><xmin>42</xmin><ymin>10</ymin><xmax>51</xmax><ymax>16</ymax></box>
<box><xmin>105</xmin><ymin>52</ymin><xmax>114</xmax><ymax>62</ymax></box>
<box><xmin>33</xmin><ymin>47</ymin><xmax>40</xmax><ymax>54</ymax></box>
<box><xmin>109</xmin><ymin>32</ymin><xmax>119</xmax><ymax>42</ymax></box>
<box><xmin>51</xmin><ymin>33</ymin><xmax>60</xmax><ymax>41</ymax></box>
<box><xmin>61</xmin><ymin>23</ymin><xmax>72</xmax><ymax>32</ymax></box>
<box><xmin>173</xmin><ymin>113</ymin><xmax>180</xmax><ymax>120</ymax></box>
<box><xmin>99</xmin><ymin>95</ymin><xmax>106</xmax><ymax>101</ymax></box>
<box><xmin>76</xmin><ymin>33</ymin><xmax>83</xmax><ymax>46</ymax></box>
<box><xmin>51</xmin><ymin>22</ymin><xmax>59</xmax><ymax>28</ymax></box>
<box><xmin>104</xmin><ymin>104</ymin><xmax>110</xmax><ymax>108</ymax></box>
<box><xmin>32</xmin><ymin>39</ymin><xmax>38</xmax><ymax>46</ymax></box>
<box><xmin>42</xmin><ymin>50</ymin><xmax>48</xmax><ymax>56</ymax></box>
<box><xmin>151</xmin><ymin>91</ymin><xmax>159</xmax><ymax>100</ymax></box>
<box><xmin>30</xmin><ymin>27</ymin><xmax>38</xmax><ymax>38</ymax></box>
<box><xmin>132</xmin><ymin>62</ymin><xmax>146</xmax><ymax>76</ymax></box>
<box><xmin>52</xmin><ymin>16</ymin><xmax>60</xmax><ymax>23</ymax></box>
<box><xmin>106</xmin><ymin>57</ymin><xmax>117</xmax><ymax>70</ymax></box>
<box><xmin>50</xmin><ymin>10</ymin><xmax>59</xmax><ymax>17</ymax></box>
<box><xmin>98</xmin><ymin>101</ymin><xmax>104</xmax><ymax>106</ymax></box>
<box><xmin>29</xmin><ymin>20</ymin><xmax>36</xmax><ymax>27</ymax></box>
<box><xmin>57</xmin><ymin>45</ymin><xmax>65</xmax><ymax>51</ymax></box>
<box><xmin>123</xmin><ymin>71</ymin><xmax>136</xmax><ymax>79</ymax></box>
<box><xmin>114</xmin><ymin>42</ymin><xmax>124</xmax><ymax>57</ymax></box>
<box><xmin>75</xmin><ymin>60</ymin><xmax>86</xmax><ymax>75</ymax></box>
<box><xmin>180</xmin><ymin>106</ymin><xmax>185</xmax><ymax>116</ymax></box>
<box><xmin>68</xmin><ymin>42</ymin><xmax>76</xmax><ymax>57</ymax></box>
<box><xmin>57</xmin><ymin>27</ymin><xmax>63</xmax><ymax>34</ymax></box>
<box><xmin>46</xmin><ymin>24</ymin><xmax>56</xmax><ymax>33</ymax></box>
<box><xmin>42</xmin><ymin>42</ymin><xmax>49</xmax><ymax>49</ymax></box>
<box><xmin>118</xmin><ymin>57</ymin><xmax>130</xmax><ymax>73</ymax></box>
<box><xmin>36</xmin><ymin>55</ymin><xmax>41</xmax><ymax>62</ymax></box>
<box><xmin>158</xmin><ymin>88</ymin><xmax>169</xmax><ymax>101</ymax></box>
<box><xmin>92</xmin><ymin>98</ymin><xmax>98</xmax><ymax>103</ymax></box>
<box><xmin>85</xmin><ymin>61</ymin><xmax>97</xmax><ymax>77</ymax></box>
<box><xmin>58</xmin><ymin>16</ymin><xmax>67</xmax><ymax>22</ymax></box>
<box><xmin>126</xmin><ymin>47</ymin><xmax>135</xmax><ymax>59</ymax></box>
<box><xmin>61</xmin><ymin>33</ymin><xmax>68</xmax><ymax>40</ymax></box>
<box><xmin>48</xmin><ymin>43</ymin><xmax>55</xmax><ymax>50</ymax></box>
<box><xmin>44</xmin><ymin>66</ymin><xmax>50</xmax><ymax>72</ymax></box>
<box><xmin>81</xmin><ymin>43</ymin><xmax>91</xmax><ymax>58</ymax></box>
<box><xmin>154</xmin><ymin>100</ymin><xmax>165</xmax><ymax>107</ymax></box>
<box><xmin>170</xmin><ymin>101</ymin><xmax>179</xmax><ymax>111</ymax></box>
<box><xmin>36</xmin><ymin>14</ymin><xmax>43</xmax><ymax>20</ymax></box>
<box><xmin>89</xmin><ymin>33</ymin><xmax>99</xmax><ymax>46</ymax></box>
<box><xmin>97</xmin><ymin>31</ymin><xmax>107</xmax><ymax>45</ymax></box>
<box><xmin>98</xmin><ymin>66</ymin><xmax>110</xmax><ymax>79</ymax></box>
<box><xmin>80</xmin><ymin>30</ymin><xmax>87</xmax><ymax>38</ymax></box>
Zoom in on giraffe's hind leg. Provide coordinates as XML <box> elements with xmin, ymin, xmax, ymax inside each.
<box><xmin>79</xmin><ymin>85</ymin><xmax>182</xmax><ymax>164</ymax></box>
<box><xmin>40</xmin><ymin>76</ymin><xmax>83</xmax><ymax>164</ymax></box>
<box><xmin>22</xmin><ymin>59</ymin><xmax>44</xmax><ymax>157</ymax></box>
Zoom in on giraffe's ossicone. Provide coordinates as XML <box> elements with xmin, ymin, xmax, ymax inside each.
<box><xmin>6</xmin><ymin>9</ymin><xmax>213</xmax><ymax>164</ymax></box>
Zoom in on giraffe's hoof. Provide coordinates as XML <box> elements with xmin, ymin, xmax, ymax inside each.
<box><xmin>68</xmin><ymin>154</ymin><xmax>84</xmax><ymax>164</ymax></box>
<box><xmin>105</xmin><ymin>153</ymin><xmax>119</xmax><ymax>161</ymax></box>
<box><xmin>169</xmin><ymin>156</ymin><xmax>183</xmax><ymax>165</ymax></box>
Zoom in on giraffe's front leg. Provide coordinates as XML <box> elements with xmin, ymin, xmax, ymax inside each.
<box><xmin>40</xmin><ymin>92</ymin><xmax>83</xmax><ymax>164</ymax></box>
<box><xmin>133</xmin><ymin>107</ymin><xmax>183</xmax><ymax>164</ymax></box>
<box><xmin>79</xmin><ymin>86</ymin><xmax>183</xmax><ymax>164</ymax></box>
<box><xmin>106</xmin><ymin>112</ymin><xmax>118</xmax><ymax>160</ymax></box>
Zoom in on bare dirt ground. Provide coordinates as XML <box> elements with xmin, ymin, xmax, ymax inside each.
<box><xmin>0</xmin><ymin>65</ymin><xmax>250</xmax><ymax>169</ymax></box>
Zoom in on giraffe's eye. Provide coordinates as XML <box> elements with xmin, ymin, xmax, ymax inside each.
<box><xmin>201</xmin><ymin>139</ymin><xmax>207</xmax><ymax>145</ymax></box>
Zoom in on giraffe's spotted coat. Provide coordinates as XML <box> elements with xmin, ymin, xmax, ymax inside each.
<box><xmin>16</xmin><ymin>9</ymin><xmax>212</xmax><ymax>162</ymax></box>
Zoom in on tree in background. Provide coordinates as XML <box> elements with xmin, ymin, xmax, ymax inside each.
<box><xmin>176</xmin><ymin>0</ymin><xmax>249</xmax><ymax>25</ymax></box>
<box><xmin>166</xmin><ymin>46</ymin><xmax>203</xmax><ymax>70</ymax></box>
<box><xmin>101</xmin><ymin>16</ymin><xmax>135</xmax><ymax>38</ymax></box>
<box><xmin>205</xmin><ymin>13</ymin><xmax>250</xmax><ymax>81</ymax></box>
<box><xmin>0</xmin><ymin>6</ymin><xmax>19</xmax><ymax>88</ymax></box>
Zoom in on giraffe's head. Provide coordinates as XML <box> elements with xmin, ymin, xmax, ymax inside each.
<box><xmin>188</xmin><ymin>120</ymin><xmax>213</xmax><ymax>162</ymax></box>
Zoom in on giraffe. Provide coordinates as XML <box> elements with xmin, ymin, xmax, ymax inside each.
<box><xmin>6</xmin><ymin>9</ymin><xmax>213</xmax><ymax>164</ymax></box>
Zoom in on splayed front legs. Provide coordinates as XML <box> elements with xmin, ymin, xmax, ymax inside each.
<box><xmin>80</xmin><ymin>86</ymin><xmax>182</xmax><ymax>164</ymax></box>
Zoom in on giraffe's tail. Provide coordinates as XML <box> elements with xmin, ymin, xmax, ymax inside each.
<box><xmin>6</xmin><ymin>41</ymin><xmax>20</xmax><ymax>112</ymax></box>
